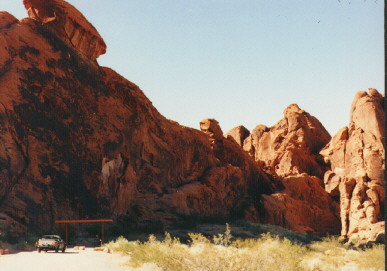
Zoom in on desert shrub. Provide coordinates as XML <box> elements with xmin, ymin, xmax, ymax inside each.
<box><xmin>187</xmin><ymin>233</ymin><xmax>210</xmax><ymax>244</ymax></box>
<box><xmin>105</xmin><ymin>227</ymin><xmax>384</xmax><ymax>271</ymax></box>
<box><xmin>106</xmin><ymin>228</ymin><xmax>307</xmax><ymax>271</ymax></box>
<box><xmin>212</xmin><ymin>223</ymin><xmax>232</xmax><ymax>246</ymax></box>
<box><xmin>187</xmin><ymin>232</ymin><xmax>305</xmax><ymax>271</ymax></box>
<box><xmin>126</xmin><ymin>233</ymin><xmax>189</xmax><ymax>270</ymax></box>
<box><xmin>301</xmin><ymin>236</ymin><xmax>385</xmax><ymax>271</ymax></box>
<box><xmin>105</xmin><ymin>235</ymin><xmax>137</xmax><ymax>253</ymax></box>
<box><xmin>355</xmin><ymin>245</ymin><xmax>385</xmax><ymax>270</ymax></box>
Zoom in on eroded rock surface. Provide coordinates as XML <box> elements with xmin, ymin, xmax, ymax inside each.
<box><xmin>261</xmin><ymin>175</ymin><xmax>340</xmax><ymax>234</ymax></box>
<box><xmin>23</xmin><ymin>0</ymin><xmax>106</xmax><ymax>60</ymax></box>
<box><xmin>0</xmin><ymin>4</ymin><xmax>270</xmax><ymax>235</ymax></box>
<box><xmin>0</xmin><ymin>2</ymin><xmax>382</xmax><ymax>241</ymax></box>
<box><xmin>226</xmin><ymin>106</ymin><xmax>340</xmax><ymax>234</ymax></box>
<box><xmin>320</xmin><ymin>89</ymin><xmax>385</xmax><ymax>242</ymax></box>
<box><xmin>224</xmin><ymin>125</ymin><xmax>250</xmax><ymax>147</ymax></box>
<box><xmin>241</xmin><ymin>104</ymin><xmax>331</xmax><ymax>178</ymax></box>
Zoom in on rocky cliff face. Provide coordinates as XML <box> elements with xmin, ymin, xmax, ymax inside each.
<box><xmin>0</xmin><ymin>1</ymin><xmax>383</xmax><ymax>242</ymax></box>
<box><xmin>226</xmin><ymin>105</ymin><xmax>340</xmax><ymax>234</ymax></box>
<box><xmin>225</xmin><ymin>91</ymin><xmax>385</xmax><ymax>241</ymax></box>
<box><xmin>320</xmin><ymin>89</ymin><xmax>385</xmax><ymax>242</ymax></box>
<box><xmin>0</xmin><ymin>1</ymin><xmax>270</xmax><ymax>235</ymax></box>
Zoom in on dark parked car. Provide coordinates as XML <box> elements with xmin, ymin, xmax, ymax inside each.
<box><xmin>36</xmin><ymin>235</ymin><xmax>66</xmax><ymax>253</ymax></box>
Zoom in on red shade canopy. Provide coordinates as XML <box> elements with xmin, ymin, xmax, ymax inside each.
<box><xmin>55</xmin><ymin>219</ymin><xmax>113</xmax><ymax>224</ymax></box>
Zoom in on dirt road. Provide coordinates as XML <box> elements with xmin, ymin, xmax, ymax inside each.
<box><xmin>0</xmin><ymin>248</ymin><xmax>136</xmax><ymax>271</ymax></box>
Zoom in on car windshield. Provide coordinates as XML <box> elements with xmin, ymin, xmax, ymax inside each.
<box><xmin>43</xmin><ymin>235</ymin><xmax>60</xmax><ymax>240</ymax></box>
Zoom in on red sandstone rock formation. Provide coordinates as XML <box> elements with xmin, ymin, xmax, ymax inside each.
<box><xmin>23</xmin><ymin>0</ymin><xmax>106</xmax><ymax>60</ymax></box>
<box><xmin>261</xmin><ymin>175</ymin><xmax>340</xmax><ymax>234</ymax></box>
<box><xmin>320</xmin><ymin>89</ymin><xmax>385</xmax><ymax>242</ymax></box>
<box><xmin>1</xmin><ymin>2</ymin><xmax>380</xmax><ymax>240</ymax></box>
<box><xmin>0</xmin><ymin>5</ymin><xmax>269</xmax><ymax>235</ymax></box>
<box><xmin>226</xmin><ymin>105</ymin><xmax>340</xmax><ymax>234</ymax></box>
<box><xmin>200</xmin><ymin>119</ymin><xmax>224</xmax><ymax>143</ymax></box>
<box><xmin>224</xmin><ymin>125</ymin><xmax>250</xmax><ymax>147</ymax></box>
<box><xmin>242</xmin><ymin>104</ymin><xmax>331</xmax><ymax>178</ymax></box>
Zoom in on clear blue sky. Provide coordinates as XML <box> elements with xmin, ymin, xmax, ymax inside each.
<box><xmin>3</xmin><ymin>0</ymin><xmax>384</xmax><ymax>135</ymax></box>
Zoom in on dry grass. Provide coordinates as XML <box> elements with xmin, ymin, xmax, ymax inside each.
<box><xmin>302</xmin><ymin>236</ymin><xmax>385</xmax><ymax>271</ymax></box>
<box><xmin>105</xmin><ymin>226</ymin><xmax>385</xmax><ymax>271</ymax></box>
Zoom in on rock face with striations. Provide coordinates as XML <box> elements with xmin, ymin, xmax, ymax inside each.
<box><xmin>23</xmin><ymin>0</ymin><xmax>106</xmax><ymax>60</ymax></box>
<box><xmin>0</xmin><ymin>1</ymin><xmax>270</xmax><ymax>235</ymax></box>
<box><xmin>226</xmin><ymin>105</ymin><xmax>341</xmax><ymax>234</ymax></box>
<box><xmin>320</xmin><ymin>89</ymin><xmax>385</xmax><ymax>242</ymax></box>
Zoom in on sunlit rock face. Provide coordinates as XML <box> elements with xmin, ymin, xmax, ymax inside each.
<box><xmin>23</xmin><ymin>0</ymin><xmax>106</xmax><ymax>60</ymax></box>
<box><xmin>0</xmin><ymin>1</ymin><xmax>382</xmax><ymax>242</ymax></box>
<box><xmin>226</xmin><ymin>105</ymin><xmax>340</xmax><ymax>234</ymax></box>
<box><xmin>224</xmin><ymin>125</ymin><xmax>250</xmax><ymax>147</ymax></box>
<box><xmin>240</xmin><ymin>104</ymin><xmax>331</xmax><ymax>178</ymax></box>
<box><xmin>320</xmin><ymin>89</ymin><xmax>385</xmax><ymax>242</ymax></box>
<box><xmin>261</xmin><ymin>174</ymin><xmax>340</xmax><ymax>234</ymax></box>
<box><xmin>0</xmin><ymin>3</ymin><xmax>270</xmax><ymax>235</ymax></box>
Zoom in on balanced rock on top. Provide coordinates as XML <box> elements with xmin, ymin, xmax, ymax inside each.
<box><xmin>23</xmin><ymin>0</ymin><xmax>106</xmax><ymax>60</ymax></box>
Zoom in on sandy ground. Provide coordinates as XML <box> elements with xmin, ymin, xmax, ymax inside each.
<box><xmin>0</xmin><ymin>248</ymin><xmax>137</xmax><ymax>271</ymax></box>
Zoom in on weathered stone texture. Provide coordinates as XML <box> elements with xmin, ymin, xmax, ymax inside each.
<box><xmin>242</xmin><ymin>104</ymin><xmax>330</xmax><ymax>178</ymax></box>
<box><xmin>23</xmin><ymin>0</ymin><xmax>106</xmax><ymax>60</ymax></box>
<box><xmin>224</xmin><ymin>125</ymin><xmax>250</xmax><ymax>147</ymax></box>
<box><xmin>227</xmin><ymin>105</ymin><xmax>340</xmax><ymax>234</ymax></box>
<box><xmin>0</xmin><ymin>5</ymin><xmax>269</xmax><ymax>235</ymax></box>
<box><xmin>320</xmin><ymin>89</ymin><xmax>385</xmax><ymax>242</ymax></box>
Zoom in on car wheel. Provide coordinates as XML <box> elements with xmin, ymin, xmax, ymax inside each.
<box><xmin>62</xmin><ymin>247</ymin><xmax>66</xmax><ymax>253</ymax></box>
<box><xmin>55</xmin><ymin>246</ymin><xmax>59</xmax><ymax>253</ymax></box>
<box><xmin>38</xmin><ymin>247</ymin><xmax>41</xmax><ymax>253</ymax></box>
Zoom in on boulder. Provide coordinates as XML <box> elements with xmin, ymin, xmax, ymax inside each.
<box><xmin>199</xmin><ymin>118</ymin><xmax>224</xmax><ymax>142</ymax></box>
<box><xmin>224</xmin><ymin>125</ymin><xmax>250</xmax><ymax>146</ymax></box>
<box><xmin>23</xmin><ymin>0</ymin><xmax>106</xmax><ymax>60</ymax></box>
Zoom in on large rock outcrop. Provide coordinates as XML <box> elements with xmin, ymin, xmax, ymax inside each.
<box><xmin>242</xmin><ymin>104</ymin><xmax>331</xmax><ymax>178</ymax></box>
<box><xmin>23</xmin><ymin>0</ymin><xmax>106</xmax><ymax>60</ymax></box>
<box><xmin>0</xmin><ymin>3</ymin><xmax>269</xmax><ymax>236</ymax></box>
<box><xmin>320</xmin><ymin>89</ymin><xmax>385</xmax><ymax>242</ymax></box>
<box><xmin>226</xmin><ymin>105</ymin><xmax>340</xmax><ymax>234</ymax></box>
